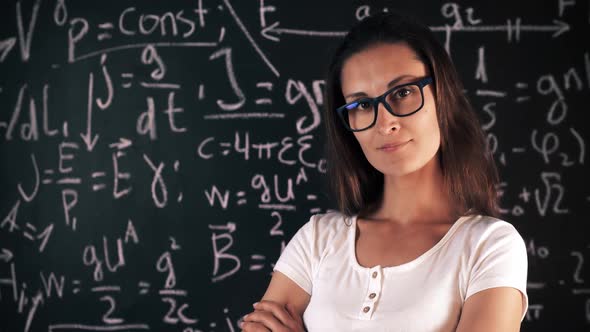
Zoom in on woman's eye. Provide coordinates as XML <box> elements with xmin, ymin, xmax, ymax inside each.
<box><xmin>358</xmin><ymin>101</ymin><xmax>371</xmax><ymax>109</ymax></box>
<box><xmin>395</xmin><ymin>88</ymin><xmax>411</xmax><ymax>98</ymax></box>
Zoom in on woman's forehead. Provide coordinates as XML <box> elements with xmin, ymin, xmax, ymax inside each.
<box><xmin>340</xmin><ymin>43</ymin><xmax>427</xmax><ymax>95</ymax></box>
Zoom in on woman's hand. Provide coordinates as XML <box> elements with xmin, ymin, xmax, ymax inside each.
<box><xmin>239</xmin><ymin>300</ymin><xmax>305</xmax><ymax>332</ymax></box>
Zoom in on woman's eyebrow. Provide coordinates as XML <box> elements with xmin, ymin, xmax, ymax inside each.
<box><xmin>386</xmin><ymin>74</ymin><xmax>418</xmax><ymax>88</ymax></box>
<box><xmin>344</xmin><ymin>74</ymin><xmax>419</xmax><ymax>100</ymax></box>
<box><xmin>344</xmin><ymin>91</ymin><xmax>367</xmax><ymax>99</ymax></box>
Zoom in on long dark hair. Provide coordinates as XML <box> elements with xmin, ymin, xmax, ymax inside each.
<box><xmin>324</xmin><ymin>11</ymin><xmax>500</xmax><ymax>218</ymax></box>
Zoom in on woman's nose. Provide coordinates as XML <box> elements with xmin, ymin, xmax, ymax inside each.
<box><xmin>375</xmin><ymin>101</ymin><xmax>400</xmax><ymax>134</ymax></box>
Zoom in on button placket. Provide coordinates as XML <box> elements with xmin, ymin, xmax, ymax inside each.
<box><xmin>359</xmin><ymin>266</ymin><xmax>382</xmax><ymax>319</ymax></box>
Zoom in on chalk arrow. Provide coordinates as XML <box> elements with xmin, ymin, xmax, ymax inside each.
<box><xmin>208</xmin><ymin>222</ymin><xmax>236</xmax><ymax>233</ymax></box>
<box><xmin>0</xmin><ymin>248</ymin><xmax>13</xmax><ymax>262</ymax></box>
<box><xmin>80</xmin><ymin>132</ymin><xmax>98</xmax><ymax>152</ymax></box>
<box><xmin>0</xmin><ymin>37</ymin><xmax>16</xmax><ymax>62</ymax></box>
<box><xmin>430</xmin><ymin>19</ymin><xmax>570</xmax><ymax>38</ymax></box>
<box><xmin>109</xmin><ymin>137</ymin><xmax>132</xmax><ymax>150</ymax></box>
<box><xmin>261</xmin><ymin>22</ymin><xmax>281</xmax><ymax>42</ymax></box>
<box><xmin>261</xmin><ymin>19</ymin><xmax>569</xmax><ymax>43</ymax></box>
<box><xmin>80</xmin><ymin>72</ymin><xmax>99</xmax><ymax>151</ymax></box>
<box><xmin>549</xmin><ymin>20</ymin><xmax>570</xmax><ymax>38</ymax></box>
<box><xmin>261</xmin><ymin>21</ymin><xmax>346</xmax><ymax>42</ymax></box>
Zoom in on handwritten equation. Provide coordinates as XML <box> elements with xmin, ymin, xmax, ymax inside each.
<box><xmin>1</xmin><ymin>0</ymin><xmax>589</xmax><ymax>331</ymax></box>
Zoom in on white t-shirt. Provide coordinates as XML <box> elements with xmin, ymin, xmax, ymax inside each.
<box><xmin>273</xmin><ymin>212</ymin><xmax>528</xmax><ymax>332</ymax></box>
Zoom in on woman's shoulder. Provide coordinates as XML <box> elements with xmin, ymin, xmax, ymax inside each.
<box><xmin>309</xmin><ymin>210</ymin><xmax>351</xmax><ymax>221</ymax></box>
<box><xmin>309</xmin><ymin>210</ymin><xmax>354</xmax><ymax>228</ymax></box>
<box><xmin>297</xmin><ymin>210</ymin><xmax>355</xmax><ymax>240</ymax></box>
<box><xmin>457</xmin><ymin>214</ymin><xmax>526</xmax><ymax>247</ymax></box>
<box><xmin>460</xmin><ymin>214</ymin><xmax>520</xmax><ymax>233</ymax></box>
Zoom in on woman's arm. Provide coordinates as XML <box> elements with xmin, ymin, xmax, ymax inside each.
<box><xmin>240</xmin><ymin>271</ymin><xmax>310</xmax><ymax>331</ymax></box>
<box><xmin>455</xmin><ymin>287</ymin><xmax>525</xmax><ymax>332</ymax></box>
<box><xmin>260</xmin><ymin>271</ymin><xmax>311</xmax><ymax>312</ymax></box>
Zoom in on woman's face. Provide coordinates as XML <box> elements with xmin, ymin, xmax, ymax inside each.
<box><xmin>339</xmin><ymin>42</ymin><xmax>441</xmax><ymax>178</ymax></box>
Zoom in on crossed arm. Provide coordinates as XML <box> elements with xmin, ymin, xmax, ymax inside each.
<box><xmin>455</xmin><ymin>286</ymin><xmax>525</xmax><ymax>332</ymax></box>
<box><xmin>240</xmin><ymin>271</ymin><xmax>525</xmax><ymax>332</ymax></box>
<box><xmin>240</xmin><ymin>271</ymin><xmax>309</xmax><ymax>331</ymax></box>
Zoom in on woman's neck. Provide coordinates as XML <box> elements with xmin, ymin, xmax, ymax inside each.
<box><xmin>370</xmin><ymin>156</ymin><xmax>457</xmax><ymax>226</ymax></box>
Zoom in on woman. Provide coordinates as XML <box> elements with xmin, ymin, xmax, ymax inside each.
<box><xmin>240</xmin><ymin>11</ymin><xmax>528</xmax><ymax>332</ymax></box>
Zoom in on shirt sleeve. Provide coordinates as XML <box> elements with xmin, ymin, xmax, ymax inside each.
<box><xmin>272</xmin><ymin>215</ymin><xmax>319</xmax><ymax>295</ymax></box>
<box><xmin>465</xmin><ymin>222</ymin><xmax>529</xmax><ymax>321</ymax></box>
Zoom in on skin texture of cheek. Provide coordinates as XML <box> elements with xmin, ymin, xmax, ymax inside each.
<box><xmin>418</xmin><ymin>108</ymin><xmax>442</xmax><ymax>171</ymax></box>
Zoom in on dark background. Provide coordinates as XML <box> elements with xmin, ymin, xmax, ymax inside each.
<box><xmin>0</xmin><ymin>0</ymin><xmax>589</xmax><ymax>331</ymax></box>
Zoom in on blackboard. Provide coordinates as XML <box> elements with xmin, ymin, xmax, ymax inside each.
<box><xmin>0</xmin><ymin>0</ymin><xmax>589</xmax><ymax>331</ymax></box>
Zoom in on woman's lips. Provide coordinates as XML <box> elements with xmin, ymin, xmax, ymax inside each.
<box><xmin>378</xmin><ymin>140</ymin><xmax>411</xmax><ymax>152</ymax></box>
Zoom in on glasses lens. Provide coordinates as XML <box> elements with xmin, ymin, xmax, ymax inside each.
<box><xmin>385</xmin><ymin>84</ymin><xmax>423</xmax><ymax>116</ymax></box>
<box><xmin>342</xmin><ymin>99</ymin><xmax>374</xmax><ymax>131</ymax></box>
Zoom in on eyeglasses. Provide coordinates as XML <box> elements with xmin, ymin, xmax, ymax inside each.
<box><xmin>336</xmin><ymin>76</ymin><xmax>433</xmax><ymax>132</ymax></box>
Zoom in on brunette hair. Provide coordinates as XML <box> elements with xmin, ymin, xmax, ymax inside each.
<box><xmin>324</xmin><ymin>11</ymin><xmax>500</xmax><ymax>218</ymax></box>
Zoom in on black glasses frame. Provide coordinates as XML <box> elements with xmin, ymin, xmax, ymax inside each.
<box><xmin>336</xmin><ymin>76</ymin><xmax>433</xmax><ymax>132</ymax></box>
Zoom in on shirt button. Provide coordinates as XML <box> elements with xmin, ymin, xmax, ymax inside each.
<box><xmin>372</xmin><ymin>271</ymin><xmax>378</xmax><ymax>278</ymax></box>
<box><xmin>363</xmin><ymin>306</ymin><xmax>371</xmax><ymax>313</ymax></box>
<box><xmin>369</xmin><ymin>293</ymin><xmax>376</xmax><ymax>299</ymax></box>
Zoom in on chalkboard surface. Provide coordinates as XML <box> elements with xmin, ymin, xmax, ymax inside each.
<box><xmin>1</xmin><ymin>0</ymin><xmax>589</xmax><ymax>331</ymax></box>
